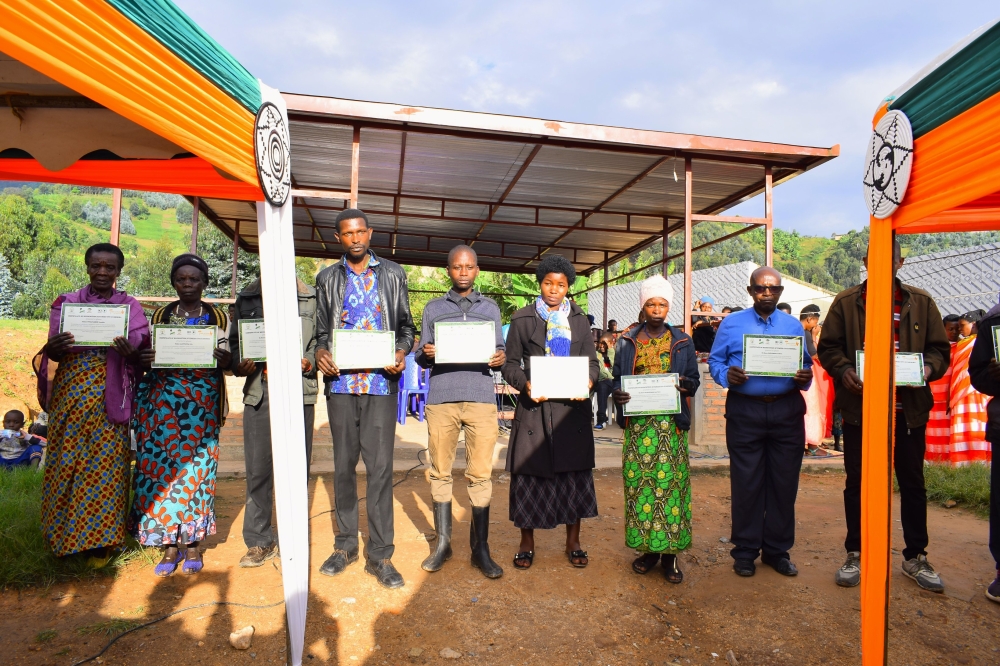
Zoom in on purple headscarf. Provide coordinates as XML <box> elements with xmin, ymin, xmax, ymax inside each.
<box><xmin>42</xmin><ymin>286</ymin><xmax>150</xmax><ymax>424</ymax></box>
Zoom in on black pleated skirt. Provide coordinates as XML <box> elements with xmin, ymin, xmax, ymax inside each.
<box><xmin>509</xmin><ymin>469</ymin><xmax>598</xmax><ymax>529</ymax></box>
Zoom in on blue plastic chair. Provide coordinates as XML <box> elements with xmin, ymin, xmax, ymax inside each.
<box><xmin>398</xmin><ymin>354</ymin><xmax>429</xmax><ymax>424</ymax></box>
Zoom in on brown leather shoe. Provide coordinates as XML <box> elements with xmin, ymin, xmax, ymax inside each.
<box><xmin>239</xmin><ymin>544</ymin><xmax>278</xmax><ymax>568</ymax></box>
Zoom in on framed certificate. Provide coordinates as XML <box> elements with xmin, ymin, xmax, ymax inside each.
<box><xmin>993</xmin><ymin>326</ymin><xmax>1000</xmax><ymax>360</ymax></box>
<box><xmin>434</xmin><ymin>321</ymin><xmax>495</xmax><ymax>364</ymax></box>
<box><xmin>59</xmin><ymin>303</ymin><xmax>129</xmax><ymax>347</ymax></box>
<box><xmin>529</xmin><ymin>356</ymin><xmax>589</xmax><ymax>400</ymax></box>
<box><xmin>152</xmin><ymin>325</ymin><xmax>218</xmax><ymax>368</ymax></box>
<box><xmin>239</xmin><ymin>319</ymin><xmax>267</xmax><ymax>362</ymax></box>
<box><xmin>621</xmin><ymin>373</ymin><xmax>680</xmax><ymax>415</ymax></box>
<box><xmin>742</xmin><ymin>334</ymin><xmax>802</xmax><ymax>377</ymax></box>
<box><xmin>331</xmin><ymin>329</ymin><xmax>395</xmax><ymax>370</ymax></box>
<box><xmin>856</xmin><ymin>351</ymin><xmax>925</xmax><ymax>386</ymax></box>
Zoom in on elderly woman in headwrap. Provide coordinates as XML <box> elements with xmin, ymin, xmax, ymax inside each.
<box><xmin>40</xmin><ymin>243</ymin><xmax>149</xmax><ymax>562</ymax></box>
<box><xmin>502</xmin><ymin>254</ymin><xmax>600</xmax><ymax>569</ymax></box>
<box><xmin>129</xmin><ymin>254</ymin><xmax>231</xmax><ymax>576</ymax></box>
<box><xmin>612</xmin><ymin>275</ymin><xmax>700</xmax><ymax>583</ymax></box>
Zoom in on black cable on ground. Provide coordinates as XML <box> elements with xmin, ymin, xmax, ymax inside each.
<box><xmin>70</xmin><ymin>599</ymin><xmax>285</xmax><ymax>666</ymax></box>
<box><xmin>308</xmin><ymin>447</ymin><xmax>428</xmax><ymax>520</ymax></box>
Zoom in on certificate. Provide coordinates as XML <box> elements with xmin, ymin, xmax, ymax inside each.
<box><xmin>152</xmin><ymin>325</ymin><xmax>217</xmax><ymax>368</ymax></box>
<box><xmin>529</xmin><ymin>356</ymin><xmax>589</xmax><ymax>400</ymax></box>
<box><xmin>993</xmin><ymin>326</ymin><xmax>1000</xmax><ymax>361</ymax></box>
<box><xmin>742</xmin><ymin>334</ymin><xmax>802</xmax><ymax>377</ymax></box>
<box><xmin>856</xmin><ymin>351</ymin><xmax>925</xmax><ymax>386</ymax></box>
<box><xmin>239</xmin><ymin>319</ymin><xmax>267</xmax><ymax>362</ymax></box>
<box><xmin>434</xmin><ymin>321</ymin><xmax>495</xmax><ymax>364</ymax></box>
<box><xmin>59</xmin><ymin>303</ymin><xmax>129</xmax><ymax>347</ymax></box>
<box><xmin>621</xmin><ymin>374</ymin><xmax>680</xmax><ymax>416</ymax></box>
<box><xmin>331</xmin><ymin>329</ymin><xmax>395</xmax><ymax>369</ymax></box>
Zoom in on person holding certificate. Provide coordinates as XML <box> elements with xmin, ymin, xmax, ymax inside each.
<box><xmin>707</xmin><ymin>267</ymin><xmax>813</xmax><ymax>578</ymax></box>
<box><xmin>39</xmin><ymin>243</ymin><xmax>149</xmax><ymax>561</ymax></box>
<box><xmin>128</xmin><ymin>254</ymin><xmax>231</xmax><ymax>577</ymax></box>
<box><xmin>611</xmin><ymin>275</ymin><xmax>700</xmax><ymax>584</ymax></box>
<box><xmin>414</xmin><ymin>245</ymin><xmax>506</xmax><ymax>578</ymax></box>
<box><xmin>818</xmin><ymin>240</ymin><xmax>950</xmax><ymax>592</ymax></box>
<box><xmin>228</xmin><ymin>276</ymin><xmax>318</xmax><ymax>568</ymax></box>
<box><xmin>314</xmin><ymin>209</ymin><xmax>416</xmax><ymax>589</ymax></box>
<box><xmin>501</xmin><ymin>254</ymin><xmax>599</xmax><ymax>570</ymax></box>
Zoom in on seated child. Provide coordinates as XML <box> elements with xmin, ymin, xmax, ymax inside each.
<box><xmin>1</xmin><ymin>410</ymin><xmax>45</xmax><ymax>469</ymax></box>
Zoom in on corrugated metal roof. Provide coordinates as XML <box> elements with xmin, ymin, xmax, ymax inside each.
<box><xmin>198</xmin><ymin>94</ymin><xmax>838</xmax><ymax>273</ymax></box>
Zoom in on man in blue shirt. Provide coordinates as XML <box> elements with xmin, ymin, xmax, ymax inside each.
<box><xmin>708</xmin><ymin>266</ymin><xmax>813</xmax><ymax>578</ymax></box>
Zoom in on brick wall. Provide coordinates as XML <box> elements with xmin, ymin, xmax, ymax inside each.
<box><xmin>690</xmin><ymin>361</ymin><xmax>728</xmax><ymax>455</ymax></box>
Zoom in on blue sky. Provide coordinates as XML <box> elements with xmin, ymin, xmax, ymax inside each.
<box><xmin>177</xmin><ymin>1</ymin><xmax>998</xmax><ymax>238</ymax></box>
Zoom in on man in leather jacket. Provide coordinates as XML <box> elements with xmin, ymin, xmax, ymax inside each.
<box><xmin>314</xmin><ymin>208</ymin><xmax>416</xmax><ymax>589</ymax></box>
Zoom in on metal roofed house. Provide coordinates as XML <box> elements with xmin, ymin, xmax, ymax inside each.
<box><xmin>588</xmin><ymin>261</ymin><xmax>835</xmax><ymax>328</ymax></box>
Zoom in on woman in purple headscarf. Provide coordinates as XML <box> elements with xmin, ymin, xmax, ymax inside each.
<box><xmin>40</xmin><ymin>243</ymin><xmax>149</xmax><ymax>560</ymax></box>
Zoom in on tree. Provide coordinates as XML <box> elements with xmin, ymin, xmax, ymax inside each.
<box><xmin>195</xmin><ymin>222</ymin><xmax>259</xmax><ymax>297</ymax></box>
<box><xmin>0</xmin><ymin>194</ymin><xmax>39</xmax><ymax>277</ymax></box>
<box><xmin>122</xmin><ymin>236</ymin><xmax>175</xmax><ymax>297</ymax></box>
<box><xmin>0</xmin><ymin>254</ymin><xmax>16</xmax><ymax>318</ymax></box>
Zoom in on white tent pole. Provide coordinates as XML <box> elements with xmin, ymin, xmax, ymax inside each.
<box><xmin>255</xmin><ymin>83</ymin><xmax>309</xmax><ymax>666</ymax></box>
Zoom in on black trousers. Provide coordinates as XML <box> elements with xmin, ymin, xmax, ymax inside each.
<box><xmin>842</xmin><ymin>419</ymin><xmax>928</xmax><ymax>560</ymax></box>
<box><xmin>990</xmin><ymin>435</ymin><xmax>1000</xmax><ymax>568</ymax></box>
<box><xmin>242</xmin><ymin>384</ymin><xmax>315</xmax><ymax>548</ymax></box>
<box><xmin>595</xmin><ymin>379</ymin><xmax>613</xmax><ymax>425</ymax></box>
<box><xmin>725</xmin><ymin>390</ymin><xmax>806</xmax><ymax>561</ymax></box>
<box><xmin>328</xmin><ymin>393</ymin><xmax>398</xmax><ymax>561</ymax></box>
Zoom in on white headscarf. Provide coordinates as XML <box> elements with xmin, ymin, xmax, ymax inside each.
<box><xmin>639</xmin><ymin>274</ymin><xmax>674</xmax><ymax>308</ymax></box>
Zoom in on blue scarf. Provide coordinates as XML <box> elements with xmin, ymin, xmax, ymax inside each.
<box><xmin>534</xmin><ymin>296</ymin><xmax>572</xmax><ymax>357</ymax></box>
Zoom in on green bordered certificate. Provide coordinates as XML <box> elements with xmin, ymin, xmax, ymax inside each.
<box><xmin>856</xmin><ymin>351</ymin><xmax>925</xmax><ymax>386</ymax></box>
<box><xmin>58</xmin><ymin>303</ymin><xmax>129</xmax><ymax>347</ymax></box>
<box><xmin>239</xmin><ymin>319</ymin><xmax>267</xmax><ymax>362</ymax></box>
<box><xmin>434</xmin><ymin>320</ymin><xmax>495</xmax><ymax>364</ymax></box>
<box><xmin>331</xmin><ymin>329</ymin><xmax>395</xmax><ymax>370</ymax></box>
<box><xmin>152</xmin><ymin>325</ymin><xmax>217</xmax><ymax>369</ymax></box>
<box><xmin>742</xmin><ymin>334</ymin><xmax>802</xmax><ymax>377</ymax></box>
<box><xmin>621</xmin><ymin>373</ymin><xmax>681</xmax><ymax>416</ymax></box>
<box><xmin>993</xmin><ymin>326</ymin><xmax>1000</xmax><ymax>361</ymax></box>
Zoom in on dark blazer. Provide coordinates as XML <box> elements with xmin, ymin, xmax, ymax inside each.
<box><xmin>501</xmin><ymin>301</ymin><xmax>600</xmax><ymax>477</ymax></box>
<box><xmin>968</xmin><ymin>307</ymin><xmax>1000</xmax><ymax>442</ymax></box>
<box><xmin>611</xmin><ymin>323</ymin><xmax>700</xmax><ymax>430</ymax></box>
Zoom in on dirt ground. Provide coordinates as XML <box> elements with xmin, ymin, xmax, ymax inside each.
<box><xmin>1</xmin><ymin>468</ymin><xmax>997</xmax><ymax>666</ymax></box>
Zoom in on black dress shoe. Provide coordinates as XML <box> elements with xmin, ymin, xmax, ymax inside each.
<box><xmin>762</xmin><ymin>556</ymin><xmax>798</xmax><ymax>576</ymax></box>
<box><xmin>319</xmin><ymin>549</ymin><xmax>358</xmax><ymax>577</ymax></box>
<box><xmin>365</xmin><ymin>558</ymin><xmax>405</xmax><ymax>589</ymax></box>
<box><xmin>733</xmin><ymin>558</ymin><xmax>757</xmax><ymax>577</ymax></box>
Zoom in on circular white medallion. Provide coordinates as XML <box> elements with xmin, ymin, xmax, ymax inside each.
<box><xmin>862</xmin><ymin>110</ymin><xmax>913</xmax><ymax>219</ymax></box>
<box><xmin>254</xmin><ymin>102</ymin><xmax>291</xmax><ymax>207</ymax></box>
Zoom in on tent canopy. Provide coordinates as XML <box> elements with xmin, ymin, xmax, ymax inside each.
<box><xmin>199</xmin><ymin>95</ymin><xmax>838</xmax><ymax>274</ymax></box>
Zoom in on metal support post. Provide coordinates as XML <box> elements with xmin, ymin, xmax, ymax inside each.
<box><xmin>191</xmin><ymin>197</ymin><xmax>200</xmax><ymax>254</ymax></box>
<box><xmin>109</xmin><ymin>188</ymin><xmax>122</xmax><ymax>246</ymax></box>
<box><xmin>231</xmin><ymin>220</ymin><xmax>241</xmax><ymax>298</ymax></box>
<box><xmin>350</xmin><ymin>126</ymin><xmax>361</xmax><ymax>208</ymax></box>
<box><xmin>764</xmin><ymin>166</ymin><xmax>773</xmax><ymax>266</ymax></box>
<box><xmin>602</xmin><ymin>251</ymin><xmax>609</xmax><ymax>330</ymax></box>
<box><xmin>683</xmin><ymin>158</ymin><xmax>693</xmax><ymax>334</ymax></box>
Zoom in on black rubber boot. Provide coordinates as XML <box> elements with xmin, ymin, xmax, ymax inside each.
<box><xmin>420</xmin><ymin>501</ymin><xmax>453</xmax><ymax>572</ymax></box>
<box><xmin>470</xmin><ymin>505</ymin><xmax>503</xmax><ymax>579</ymax></box>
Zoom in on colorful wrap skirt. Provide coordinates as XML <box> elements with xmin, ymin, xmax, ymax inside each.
<box><xmin>129</xmin><ymin>368</ymin><xmax>221</xmax><ymax>546</ymax></box>
<box><xmin>41</xmin><ymin>350</ymin><xmax>130</xmax><ymax>556</ymax></box>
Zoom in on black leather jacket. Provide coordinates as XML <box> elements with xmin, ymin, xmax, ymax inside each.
<box><xmin>315</xmin><ymin>251</ymin><xmax>416</xmax><ymax>393</ymax></box>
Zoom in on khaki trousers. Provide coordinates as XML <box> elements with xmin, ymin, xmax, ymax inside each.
<box><xmin>425</xmin><ymin>402</ymin><xmax>498</xmax><ymax>507</ymax></box>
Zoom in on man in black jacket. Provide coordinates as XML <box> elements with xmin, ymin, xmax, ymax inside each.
<box><xmin>314</xmin><ymin>209</ymin><xmax>416</xmax><ymax>589</ymax></box>
<box><xmin>966</xmin><ymin>301</ymin><xmax>1000</xmax><ymax>603</ymax></box>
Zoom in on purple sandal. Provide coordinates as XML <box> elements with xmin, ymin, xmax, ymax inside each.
<box><xmin>154</xmin><ymin>549</ymin><xmax>185</xmax><ymax>577</ymax></box>
<box><xmin>182</xmin><ymin>548</ymin><xmax>203</xmax><ymax>575</ymax></box>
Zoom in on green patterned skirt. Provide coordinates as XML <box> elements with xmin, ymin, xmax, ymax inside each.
<box><xmin>623</xmin><ymin>414</ymin><xmax>692</xmax><ymax>553</ymax></box>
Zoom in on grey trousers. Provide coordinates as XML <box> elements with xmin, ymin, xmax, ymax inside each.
<box><xmin>242</xmin><ymin>384</ymin><xmax>315</xmax><ymax>548</ymax></box>
<box><xmin>327</xmin><ymin>392</ymin><xmax>397</xmax><ymax>561</ymax></box>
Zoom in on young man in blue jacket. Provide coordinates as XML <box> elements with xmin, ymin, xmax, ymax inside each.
<box><xmin>415</xmin><ymin>245</ymin><xmax>506</xmax><ymax>578</ymax></box>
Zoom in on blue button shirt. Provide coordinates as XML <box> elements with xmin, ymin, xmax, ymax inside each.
<box><xmin>708</xmin><ymin>307</ymin><xmax>812</xmax><ymax>396</ymax></box>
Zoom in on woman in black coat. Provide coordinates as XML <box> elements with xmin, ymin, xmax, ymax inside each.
<box><xmin>501</xmin><ymin>255</ymin><xmax>600</xmax><ymax>569</ymax></box>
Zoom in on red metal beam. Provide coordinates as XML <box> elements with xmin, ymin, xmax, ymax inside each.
<box><xmin>471</xmin><ymin>143</ymin><xmax>542</xmax><ymax>246</ymax></box>
<box><xmin>392</xmin><ymin>131</ymin><xmax>407</xmax><ymax>255</ymax></box>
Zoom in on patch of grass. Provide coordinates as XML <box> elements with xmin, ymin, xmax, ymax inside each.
<box><xmin>922</xmin><ymin>463</ymin><xmax>991</xmax><ymax>519</ymax></box>
<box><xmin>76</xmin><ymin>618</ymin><xmax>143</xmax><ymax>638</ymax></box>
<box><xmin>35</xmin><ymin>629</ymin><xmax>57</xmax><ymax>643</ymax></box>
<box><xmin>0</xmin><ymin>467</ymin><xmax>156</xmax><ymax>588</ymax></box>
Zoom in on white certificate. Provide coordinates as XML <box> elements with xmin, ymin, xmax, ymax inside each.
<box><xmin>621</xmin><ymin>373</ymin><xmax>680</xmax><ymax>415</ymax></box>
<box><xmin>239</xmin><ymin>319</ymin><xmax>267</xmax><ymax>362</ymax></box>
<box><xmin>331</xmin><ymin>329</ymin><xmax>395</xmax><ymax>370</ymax></box>
<box><xmin>742</xmin><ymin>334</ymin><xmax>802</xmax><ymax>377</ymax></box>
<box><xmin>59</xmin><ymin>303</ymin><xmax>129</xmax><ymax>347</ymax></box>
<box><xmin>529</xmin><ymin>356</ymin><xmax>589</xmax><ymax>400</ymax></box>
<box><xmin>993</xmin><ymin>326</ymin><xmax>1000</xmax><ymax>361</ymax></box>
<box><xmin>152</xmin><ymin>325</ymin><xmax>217</xmax><ymax>368</ymax></box>
<box><xmin>856</xmin><ymin>351</ymin><xmax>926</xmax><ymax>386</ymax></box>
<box><xmin>434</xmin><ymin>321</ymin><xmax>495</xmax><ymax>364</ymax></box>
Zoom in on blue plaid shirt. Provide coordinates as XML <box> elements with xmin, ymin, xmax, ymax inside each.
<box><xmin>328</xmin><ymin>252</ymin><xmax>390</xmax><ymax>395</ymax></box>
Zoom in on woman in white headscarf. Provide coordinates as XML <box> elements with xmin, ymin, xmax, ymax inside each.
<box><xmin>612</xmin><ymin>275</ymin><xmax>700</xmax><ymax>583</ymax></box>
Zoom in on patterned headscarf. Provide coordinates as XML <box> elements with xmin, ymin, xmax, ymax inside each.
<box><xmin>535</xmin><ymin>296</ymin><xmax>572</xmax><ymax>357</ymax></box>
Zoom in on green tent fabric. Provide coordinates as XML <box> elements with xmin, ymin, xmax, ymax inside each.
<box><xmin>107</xmin><ymin>0</ymin><xmax>261</xmax><ymax>114</ymax></box>
<box><xmin>890</xmin><ymin>20</ymin><xmax>1000</xmax><ymax>138</ymax></box>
